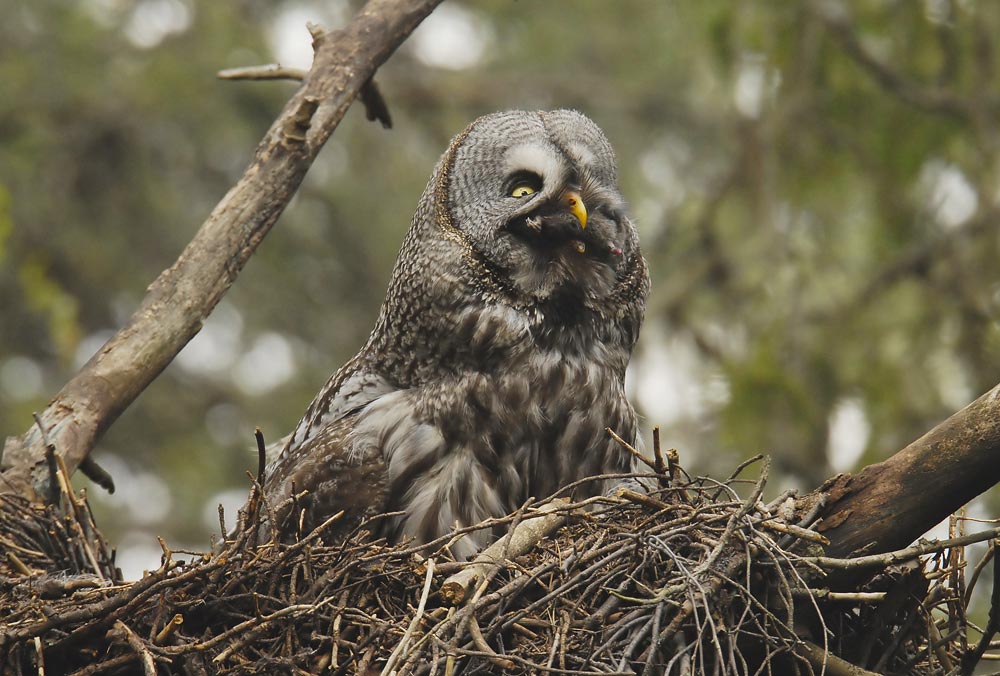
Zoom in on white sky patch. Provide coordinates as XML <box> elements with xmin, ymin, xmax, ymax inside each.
<box><xmin>115</xmin><ymin>534</ymin><xmax>168</xmax><ymax>581</ymax></box>
<box><xmin>0</xmin><ymin>355</ymin><xmax>44</xmax><ymax>401</ymax></box>
<box><xmin>923</xmin><ymin>0</ymin><xmax>953</xmax><ymax>25</ymax></box>
<box><xmin>268</xmin><ymin>6</ymin><xmax>317</xmax><ymax>70</ymax></box>
<box><xmin>922</xmin><ymin>495</ymin><xmax>993</xmax><ymax>547</ymax></box>
<box><xmin>233</xmin><ymin>332</ymin><xmax>297</xmax><ymax>395</ymax></box>
<box><xmin>123</xmin><ymin>0</ymin><xmax>192</xmax><ymax>49</ymax></box>
<box><xmin>73</xmin><ymin>329</ymin><xmax>116</xmax><ymax>370</ymax></box>
<box><xmin>204</xmin><ymin>402</ymin><xmax>247</xmax><ymax>447</ymax></box>
<box><xmin>409</xmin><ymin>4</ymin><xmax>493</xmax><ymax>71</ymax></box>
<box><xmin>204</xmin><ymin>488</ymin><xmax>251</xmax><ymax>535</ymax></box>
<box><xmin>733</xmin><ymin>53</ymin><xmax>773</xmax><ymax>119</ymax></box>
<box><xmin>930</xmin><ymin>346</ymin><xmax>973</xmax><ymax>411</ymax></box>
<box><xmin>176</xmin><ymin>302</ymin><xmax>244</xmax><ymax>375</ymax></box>
<box><xmin>81</xmin><ymin>0</ymin><xmax>119</xmax><ymax>28</ymax></box>
<box><xmin>640</xmin><ymin>150</ymin><xmax>685</xmax><ymax>210</ymax></box>
<box><xmin>91</xmin><ymin>454</ymin><xmax>173</xmax><ymax>526</ymax></box>
<box><xmin>637</xmin><ymin>135</ymin><xmax>693</xmax><ymax>236</ymax></box>
<box><xmin>826</xmin><ymin>397</ymin><xmax>871</xmax><ymax>472</ymax></box>
<box><xmin>632</xmin><ymin>324</ymin><xmax>730</xmax><ymax>426</ymax></box>
<box><xmin>920</xmin><ymin>160</ymin><xmax>978</xmax><ymax>229</ymax></box>
<box><xmin>635</xmin><ymin>197</ymin><xmax>667</xmax><ymax>238</ymax></box>
<box><xmin>267</xmin><ymin>3</ymin><xmax>351</xmax><ymax>70</ymax></box>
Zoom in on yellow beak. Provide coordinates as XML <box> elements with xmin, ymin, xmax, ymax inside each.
<box><xmin>564</xmin><ymin>190</ymin><xmax>587</xmax><ymax>229</ymax></box>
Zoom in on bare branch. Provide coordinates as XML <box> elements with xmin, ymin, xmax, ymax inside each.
<box><xmin>439</xmin><ymin>499</ymin><xmax>571</xmax><ymax>605</ymax></box>
<box><xmin>217</xmin><ymin>64</ymin><xmax>307</xmax><ymax>81</ymax></box>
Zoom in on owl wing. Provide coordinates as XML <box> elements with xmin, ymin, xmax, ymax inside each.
<box><xmin>264</xmin><ymin>407</ymin><xmax>389</xmax><ymax>542</ymax></box>
<box><xmin>282</xmin><ymin>365</ymin><xmax>395</xmax><ymax>454</ymax></box>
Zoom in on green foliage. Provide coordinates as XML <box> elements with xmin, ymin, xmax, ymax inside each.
<box><xmin>0</xmin><ymin>183</ymin><xmax>11</xmax><ymax>264</ymax></box>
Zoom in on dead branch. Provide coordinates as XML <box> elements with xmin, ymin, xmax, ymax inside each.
<box><xmin>0</xmin><ymin>0</ymin><xmax>442</xmax><ymax>501</ymax></box>
<box><xmin>814</xmin><ymin>382</ymin><xmax>1000</xmax><ymax>560</ymax></box>
<box><xmin>217</xmin><ymin>64</ymin><xmax>308</xmax><ymax>81</ymax></box>
<box><xmin>439</xmin><ymin>499</ymin><xmax>571</xmax><ymax>605</ymax></box>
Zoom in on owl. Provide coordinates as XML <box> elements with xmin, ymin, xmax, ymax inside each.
<box><xmin>263</xmin><ymin>110</ymin><xmax>649</xmax><ymax>558</ymax></box>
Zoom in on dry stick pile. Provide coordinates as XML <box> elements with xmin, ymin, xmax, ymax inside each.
<box><xmin>1</xmin><ymin>448</ymin><xmax>998</xmax><ymax>675</ymax></box>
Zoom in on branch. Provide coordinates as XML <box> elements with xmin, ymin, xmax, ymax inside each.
<box><xmin>217</xmin><ymin>65</ymin><xmax>391</xmax><ymax>128</ymax></box>
<box><xmin>438</xmin><ymin>499</ymin><xmax>571</xmax><ymax>605</ymax></box>
<box><xmin>813</xmin><ymin>1</ymin><xmax>974</xmax><ymax>119</ymax></box>
<box><xmin>0</xmin><ymin>0</ymin><xmax>442</xmax><ymax>500</ymax></box>
<box><xmin>217</xmin><ymin>64</ymin><xmax>308</xmax><ymax>81</ymax></box>
<box><xmin>795</xmin><ymin>639</ymin><xmax>883</xmax><ymax>676</ymax></box>
<box><xmin>814</xmin><ymin>382</ymin><xmax>1000</xmax><ymax>560</ymax></box>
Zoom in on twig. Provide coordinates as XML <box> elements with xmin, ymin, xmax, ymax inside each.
<box><xmin>965</xmin><ymin>540</ymin><xmax>996</xmax><ymax>607</ymax></box>
<box><xmin>115</xmin><ymin>620</ymin><xmax>156</xmax><ymax>676</ymax></box>
<box><xmin>439</xmin><ymin>499</ymin><xmax>570</xmax><ymax>604</ymax></box>
<box><xmin>6</xmin><ymin>551</ymin><xmax>31</xmax><ymax>576</ymax></box>
<box><xmin>755</xmin><ymin>518</ymin><xmax>830</xmax><ymax>545</ymax></box>
<box><xmin>791</xmin><ymin>589</ymin><xmax>885</xmax><ymax>602</ymax></box>
<box><xmin>381</xmin><ymin>558</ymin><xmax>434</xmax><ymax>675</ymax></box>
<box><xmin>154</xmin><ymin>614</ymin><xmax>184</xmax><ymax>645</ymax></box>
<box><xmin>209</xmin><ymin>601</ymin><xmax>334</xmax><ymax>662</ymax></box>
<box><xmin>795</xmin><ymin>638</ymin><xmax>883</xmax><ymax>676</ymax></box>
<box><xmin>651</xmin><ymin>426</ymin><xmax>665</xmax><ymax>475</ymax></box>
<box><xmin>217</xmin><ymin>64</ymin><xmax>307</xmax><ymax>81</ymax></box>
<box><xmin>616</xmin><ymin>488</ymin><xmax>670</xmax><ymax>512</ymax></box>
<box><xmin>467</xmin><ymin>616</ymin><xmax>515</xmax><ymax>671</ymax></box>
<box><xmin>805</xmin><ymin>526</ymin><xmax>1000</xmax><ymax>571</ymax></box>
<box><xmin>606</xmin><ymin>428</ymin><xmax>657</xmax><ymax>472</ymax></box>
<box><xmin>962</xmin><ymin>541</ymin><xmax>1000</xmax><ymax>674</ymax></box>
<box><xmin>34</xmin><ymin>636</ymin><xmax>45</xmax><ymax>676</ymax></box>
<box><xmin>254</xmin><ymin>428</ymin><xmax>267</xmax><ymax>485</ymax></box>
<box><xmin>33</xmin><ymin>413</ymin><xmax>60</xmax><ymax>506</ymax></box>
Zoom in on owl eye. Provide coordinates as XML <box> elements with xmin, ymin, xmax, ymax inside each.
<box><xmin>505</xmin><ymin>171</ymin><xmax>543</xmax><ymax>199</ymax></box>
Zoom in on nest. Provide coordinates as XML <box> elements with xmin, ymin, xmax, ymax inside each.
<box><xmin>0</xmin><ymin>453</ymin><xmax>996</xmax><ymax>675</ymax></box>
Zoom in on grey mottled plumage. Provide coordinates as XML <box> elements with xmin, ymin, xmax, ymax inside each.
<box><xmin>264</xmin><ymin>110</ymin><xmax>649</xmax><ymax>557</ymax></box>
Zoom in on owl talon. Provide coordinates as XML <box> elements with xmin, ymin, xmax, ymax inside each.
<box><xmin>608</xmin><ymin>243</ymin><xmax>624</xmax><ymax>256</ymax></box>
<box><xmin>525</xmin><ymin>216</ymin><xmax>543</xmax><ymax>232</ymax></box>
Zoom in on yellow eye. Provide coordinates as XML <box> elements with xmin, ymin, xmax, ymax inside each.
<box><xmin>510</xmin><ymin>184</ymin><xmax>536</xmax><ymax>198</ymax></box>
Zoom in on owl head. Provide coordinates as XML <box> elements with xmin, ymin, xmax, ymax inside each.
<box><xmin>429</xmin><ymin>110</ymin><xmax>641</xmax><ymax>305</ymax></box>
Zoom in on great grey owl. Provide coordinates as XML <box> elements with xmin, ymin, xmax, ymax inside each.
<box><xmin>263</xmin><ymin>110</ymin><xmax>649</xmax><ymax>558</ymax></box>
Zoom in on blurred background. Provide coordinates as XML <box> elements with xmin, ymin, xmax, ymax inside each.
<box><xmin>2</xmin><ymin>0</ymin><xmax>999</xmax><ymax>579</ymax></box>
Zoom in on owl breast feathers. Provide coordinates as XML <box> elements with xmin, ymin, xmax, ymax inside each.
<box><xmin>263</xmin><ymin>110</ymin><xmax>649</xmax><ymax>558</ymax></box>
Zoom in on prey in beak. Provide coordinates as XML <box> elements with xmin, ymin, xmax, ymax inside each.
<box><xmin>515</xmin><ymin>188</ymin><xmax>622</xmax><ymax>260</ymax></box>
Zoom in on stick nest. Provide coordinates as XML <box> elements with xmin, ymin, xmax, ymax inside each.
<box><xmin>0</xmin><ymin>455</ymin><xmax>994</xmax><ymax>675</ymax></box>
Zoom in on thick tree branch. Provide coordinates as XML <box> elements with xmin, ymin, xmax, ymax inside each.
<box><xmin>0</xmin><ymin>0</ymin><xmax>443</xmax><ymax>500</ymax></box>
<box><xmin>814</xmin><ymin>382</ymin><xmax>1000</xmax><ymax>560</ymax></box>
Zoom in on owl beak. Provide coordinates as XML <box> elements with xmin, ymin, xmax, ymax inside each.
<box><xmin>563</xmin><ymin>190</ymin><xmax>588</xmax><ymax>230</ymax></box>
